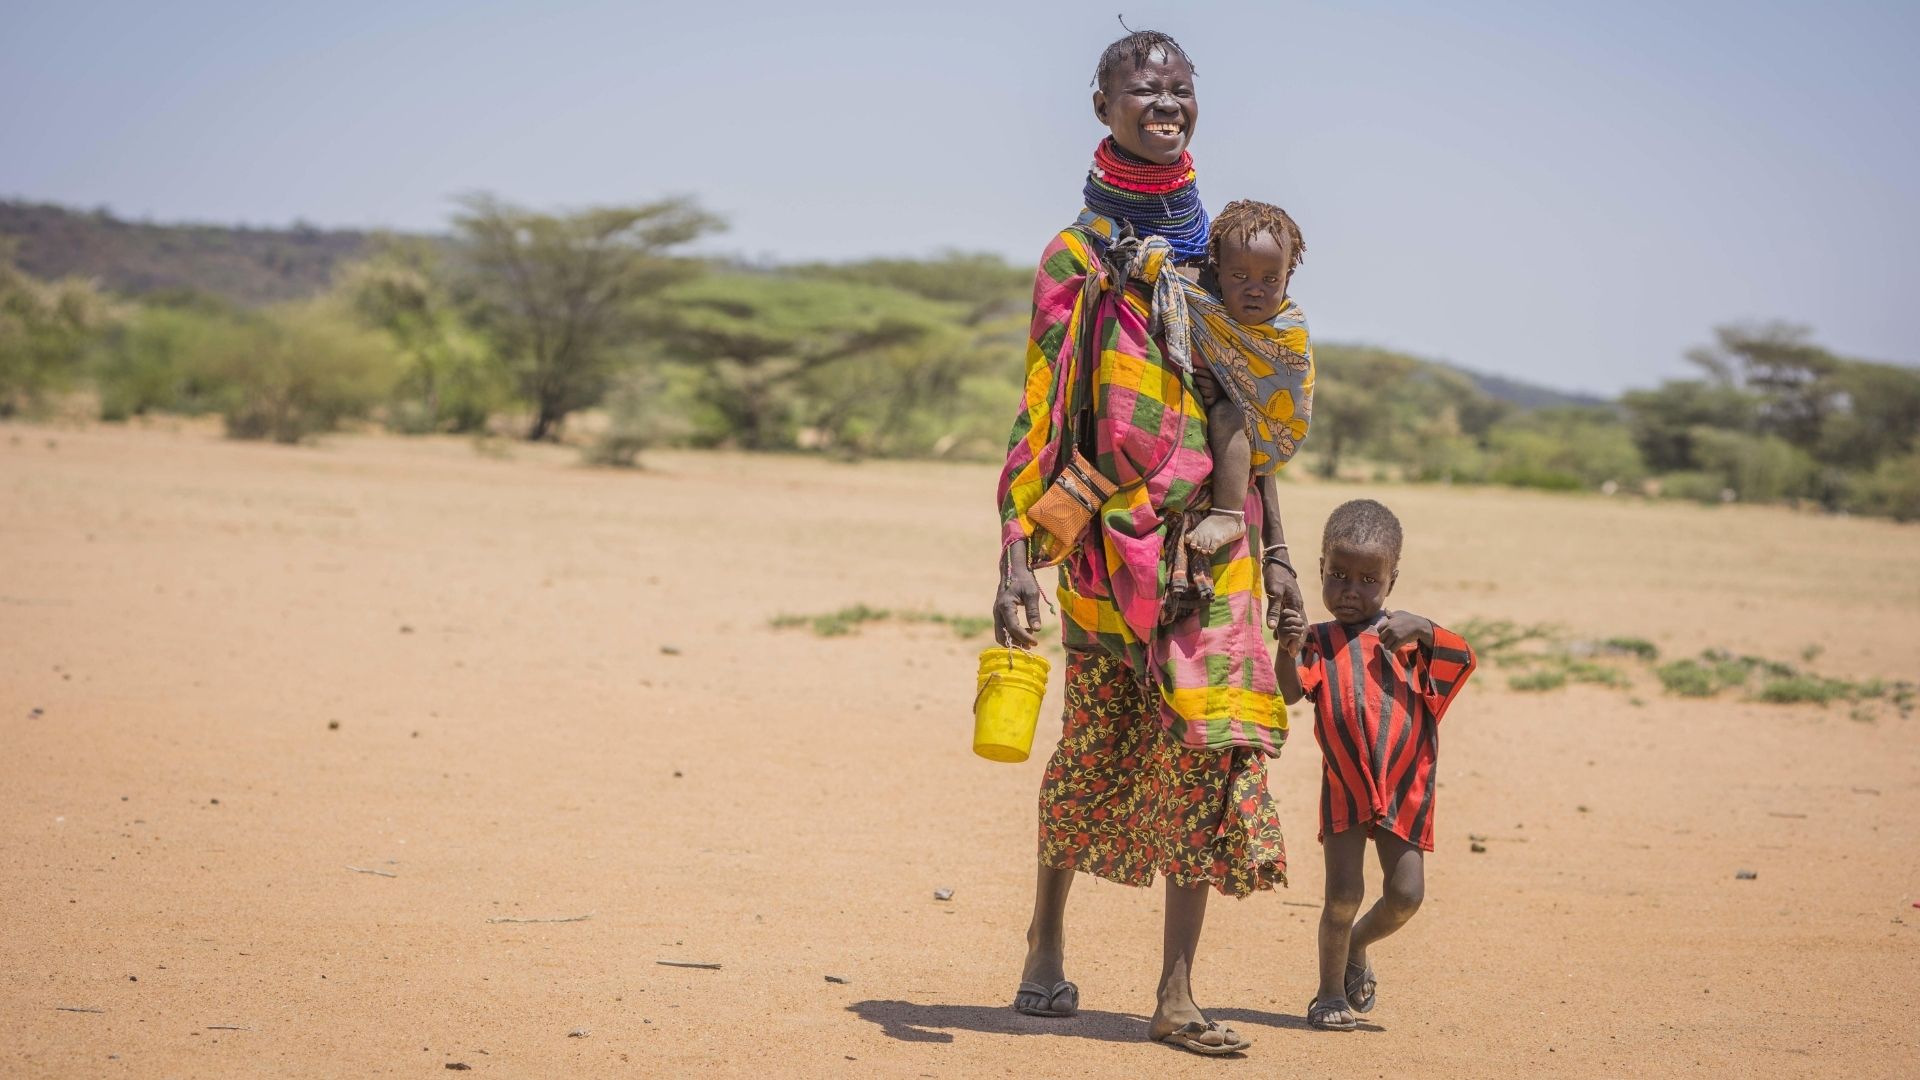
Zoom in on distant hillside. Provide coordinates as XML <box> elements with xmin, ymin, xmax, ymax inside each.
<box><xmin>0</xmin><ymin>200</ymin><xmax>389</xmax><ymax>306</ymax></box>
<box><xmin>2</xmin><ymin>199</ymin><xmax>1613</xmax><ymax>409</ymax></box>
<box><xmin>1442</xmin><ymin>363</ymin><xmax>1612</xmax><ymax>410</ymax></box>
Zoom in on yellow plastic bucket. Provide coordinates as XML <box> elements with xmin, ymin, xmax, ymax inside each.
<box><xmin>973</xmin><ymin>647</ymin><xmax>1051</xmax><ymax>763</ymax></box>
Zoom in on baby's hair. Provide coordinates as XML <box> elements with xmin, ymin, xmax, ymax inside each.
<box><xmin>1209</xmin><ymin>199</ymin><xmax>1306</xmax><ymax>275</ymax></box>
<box><xmin>1091</xmin><ymin>23</ymin><xmax>1195</xmax><ymax>91</ymax></box>
<box><xmin>1323</xmin><ymin>499</ymin><xmax>1404</xmax><ymax>565</ymax></box>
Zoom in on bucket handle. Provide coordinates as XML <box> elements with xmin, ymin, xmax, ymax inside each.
<box><xmin>973</xmin><ymin>647</ymin><xmax>1033</xmax><ymax>712</ymax></box>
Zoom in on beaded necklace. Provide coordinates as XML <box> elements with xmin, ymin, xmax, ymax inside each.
<box><xmin>1082</xmin><ymin>138</ymin><xmax>1210</xmax><ymax>263</ymax></box>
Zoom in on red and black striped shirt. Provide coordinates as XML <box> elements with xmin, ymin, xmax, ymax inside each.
<box><xmin>1296</xmin><ymin>616</ymin><xmax>1476</xmax><ymax>852</ymax></box>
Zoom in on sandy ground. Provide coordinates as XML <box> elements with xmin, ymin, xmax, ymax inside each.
<box><xmin>2</xmin><ymin>420</ymin><xmax>1917</xmax><ymax>1079</ymax></box>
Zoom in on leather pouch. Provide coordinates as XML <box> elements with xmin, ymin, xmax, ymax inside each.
<box><xmin>1030</xmin><ymin>449</ymin><xmax>1119</xmax><ymax>548</ymax></box>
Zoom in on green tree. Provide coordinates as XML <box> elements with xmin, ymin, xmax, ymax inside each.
<box><xmin>451</xmin><ymin>194</ymin><xmax>722</xmax><ymax>441</ymax></box>
<box><xmin>645</xmin><ymin>273</ymin><xmax>946</xmax><ymax>452</ymax></box>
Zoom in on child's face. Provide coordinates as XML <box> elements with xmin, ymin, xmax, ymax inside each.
<box><xmin>1320</xmin><ymin>542</ymin><xmax>1397</xmax><ymax>626</ymax></box>
<box><xmin>1215</xmin><ymin>231</ymin><xmax>1293</xmax><ymax>325</ymax></box>
<box><xmin>1092</xmin><ymin>51</ymin><xmax>1198</xmax><ymax>165</ymax></box>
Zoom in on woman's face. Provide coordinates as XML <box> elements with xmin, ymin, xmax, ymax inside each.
<box><xmin>1092</xmin><ymin>50</ymin><xmax>1197</xmax><ymax>164</ymax></box>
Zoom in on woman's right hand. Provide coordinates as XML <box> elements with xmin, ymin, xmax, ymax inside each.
<box><xmin>993</xmin><ymin>540</ymin><xmax>1043</xmax><ymax>648</ymax></box>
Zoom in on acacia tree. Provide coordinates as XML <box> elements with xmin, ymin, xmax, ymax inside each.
<box><xmin>643</xmin><ymin>274</ymin><xmax>941</xmax><ymax>452</ymax></box>
<box><xmin>452</xmin><ymin>194</ymin><xmax>721</xmax><ymax>440</ymax></box>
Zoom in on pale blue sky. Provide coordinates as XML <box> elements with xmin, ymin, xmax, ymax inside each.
<box><xmin>4</xmin><ymin>0</ymin><xmax>1915</xmax><ymax>394</ymax></box>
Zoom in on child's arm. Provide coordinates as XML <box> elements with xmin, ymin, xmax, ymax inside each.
<box><xmin>1187</xmin><ymin>367</ymin><xmax>1250</xmax><ymax>553</ymax></box>
<box><xmin>1380</xmin><ymin>611</ymin><xmax>1478</xmax><ymax>720</ymax></box>
<box><xmin>1274</xmin><ymin>609</ymin><xmax>1311</xmax><ymax>705</ymax></box>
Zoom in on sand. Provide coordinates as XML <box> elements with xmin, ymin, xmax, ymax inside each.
<box><xmin>2</xmin><ymin>421</ymin><xmax>1917</xmax><ymax>1079</ymax></box>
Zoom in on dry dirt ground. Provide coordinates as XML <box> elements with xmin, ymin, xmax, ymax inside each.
<box><xmin>3</xmin><ymin>421</ymin><xmax>1917</xmax><ymax>1079</ymax></box>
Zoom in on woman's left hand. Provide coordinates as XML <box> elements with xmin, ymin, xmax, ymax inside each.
<box><xmin>1263</xmin><ymin>561</ymin><xmax>1302</xmax><ymax>634</ymax></box>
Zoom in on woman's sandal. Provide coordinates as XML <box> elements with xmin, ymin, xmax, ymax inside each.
<box><xmin>1012</xmin><ymin>980</ymin><xmax>1079</xmax><ymax>1017</ymax></box>
<box><xmin>1344</xmin><ymin>959</ymin><xmax>1377</xmax><ymax>1014</ymax></box>
<box><xmin>1307</xmin><ymin>996</ymin><xmax>1359</xmax><ymax>1032</ymax></box>
<box><xmin>1155</xmin><ymin>1019</ymin><xmax>1251</xmax><ymax>1056</ymax></box>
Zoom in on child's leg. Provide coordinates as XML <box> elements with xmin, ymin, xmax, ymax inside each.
<box><xmin>1347</xmin><ymin>833</ymin><xmax>1425</xmax><ymax>970</ymax></box>
<box><xmin>1187</xmin><ymin>398</ymin><xmax>1251</xmax><ymax>554</ymax></box>
<box><xmin>1207</xmin><ymin>398</ymin><xmax>1250</xmax><ymax>516</ymax></box>
<box><xmin>1314</xmin><ymin>828</ymin><xmax>1368</xmax><ymax>1013</ymax></box>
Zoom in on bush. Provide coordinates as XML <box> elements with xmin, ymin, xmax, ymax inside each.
<box><xmin>200</xmin><ymin>301</ymin><xmax>400</xmax><ymax>443</ymax></box>
<box><xmin>583</xmin><ymin>367</ymin><xmax>691</xmax><ymax>468</ymax></box>
<box><xmin>1846</xmin><ymin>452</ymin><xmax>1920</xmax><ymax>522</ymax></box>
<box><xmin>1</xmin><ymin>260</ymin><xmax>113</xmax><ymax>413</ymax></box>
<box><xmin>1653</xmin><ymin>470</ymin><xmax>1730</xmax><ymax>504</ymax></box>
<box><xmin>1483</xmin><ymin>408</ymin><xmax>1643</xmax><ymax>491</ymax></box>
<box><xmin>1688</xmin><ymin>426</ymin><xmax>1818</xmax><ymax>503</ymax></box>
<box><xmin>1655</xmin><ymin>657</ymin><xmax>1746</xmax><ymax>697</ymax></box>
<box><xmin>1602</xmin><ymin>636</ymin><xmax>1660</xmax><ymax>660</ymax></box>
<box><xmin>92</xmin><ymin>303</ymin><xmax>236</xmax><ymax>420</ymax></box>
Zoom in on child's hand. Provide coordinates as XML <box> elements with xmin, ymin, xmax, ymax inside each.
<box><xmin>1378</xmin><ymin>610</ymin><xmax>1435</xmax><ymax>651</ymax></box>
<box><xmin>1275</xmin><ymin>607</ymin><xmax>1308</xmax><ymax>654</ymax></box>
<box><xmin>1185</xmin><ymin>509</ymin><xmax>1246</xmax><ymax>555</ymax></box>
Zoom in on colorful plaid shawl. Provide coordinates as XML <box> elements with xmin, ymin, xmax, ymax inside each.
<box><xmin>1120</xmin><ymin>235</ymin><xmax>1314</xmax><ymax>475</ymax></box>
<box><xmin>996</xmin><ymin>218</ymin><xmax>1294</xmax><ymax>756</ymax></box>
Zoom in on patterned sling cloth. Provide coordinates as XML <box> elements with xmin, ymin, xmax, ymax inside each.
<box><xmin>1117</xmin><ymin>232</ymin><xmax>1314</xmax><ymax>476</ymax></box>
<box><xmin>996</xmin><ymin>215</ymin><xmax>1306</xmax><ymax>756</ymax></box>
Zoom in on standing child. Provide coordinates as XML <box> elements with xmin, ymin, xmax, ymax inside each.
<box><xmin>1274</xmin><ymin>499</ymin><xmax>1476</xmax><ymax>1031</ymax></box>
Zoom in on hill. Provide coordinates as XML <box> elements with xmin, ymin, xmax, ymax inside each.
<box><xmin>1</xmin><ymin>198</ymin><xmax>1608</xmax><ymax>410</ymax></box>
<box><xmin>0</xmin><ymin>199</ymin><xmax>385</xmax><ymax>306</ymax></box>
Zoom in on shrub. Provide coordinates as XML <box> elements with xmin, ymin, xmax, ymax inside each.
<box><xmin>1688</xmin><ymin>426</ymin><xmax>1818</xmax><ymax>503</ymax></box>
<box><xmin>1602</xmin><ymin>636</ymin><xmax>1660</xmax><ymax>661</ymax></box>
<box><xmin>200</xmin><ymin>301</ymin><xmax>401</xmax><ymax>443</ymax></box>
<box><xmin>1</xmin><ymin>260</ymin><xmax>113</xmax><ymax>413</ymax></box>
<box><xmin>1656</xmin><ymin>658</ymin><xmax>1734</xmax><ymax>697</ymax></box>
<box><xmin>1510</xmin><ymin>669</ymin><xmax>1568</xmax><ymax>692</ymax></box>
<box><xmin>583</xmin><ymin>367</ymin><xmax>691</xmax><ymax>468</ymax></box>
<box><xmin>1846</xmin><ymin>452</ymin><xmax>1920</xmax><ymax>522</ymax></box>
<box><xmin>92</xmin><ymin>303</ymin><xmax>237</xmax><ymax>420</ymax></box>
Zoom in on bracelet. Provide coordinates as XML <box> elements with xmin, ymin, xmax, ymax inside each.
<box><xmin>1263</xmin><ymin>542</ymin><xmax>1289</xmax><ymax>555</ymax></box>
<box><xmin>1208</xmin><ymin>508</ymin><xmax>1245</xmax><ymax>519</ymax></box>
<box><xmin>1262</xmin><ymin>556</ymin><xmax>1298</xmax><ymax>578</ymax></box>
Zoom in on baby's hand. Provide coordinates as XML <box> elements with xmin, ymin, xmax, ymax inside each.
<box><xmin>1191</xmin><ymin>365</ymin><xmax>1223</xmax><ymax>409</ymax></box>
<box><xmin>1275</xmin><ymin>607</ymin><xmax>1308</xmax><ymax>654</ymax></box>
<box><xmin>1185</xmin><ymin>510</ymin><xmax>1246</xmax><ymax>555</ymax></box>
<box><xmin>1378</xmin><ymin>610</ymin><xmax>1435</xmax><ymax>651</ymax></box>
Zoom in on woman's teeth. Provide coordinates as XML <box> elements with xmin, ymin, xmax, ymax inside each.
<box><xmin>1145</xmin><ymin>123</ymin><xmax>1182</xmax><ymax>135</ymax></box>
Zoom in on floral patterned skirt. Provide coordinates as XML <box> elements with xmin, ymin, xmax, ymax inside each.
<box><xmin>1038</xmin><ymin>649</ymin><xmax>1287</xmax><ymax>898</ymax></box>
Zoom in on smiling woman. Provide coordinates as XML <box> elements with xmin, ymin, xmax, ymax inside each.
<box><xmin>988</xmin><ymin>26</ymin><xmax>1307</xmax><ymax>1061</ymax></box>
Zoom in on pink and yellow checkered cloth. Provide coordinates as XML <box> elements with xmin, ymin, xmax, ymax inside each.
<box><xmin>996</xmin><ymin>218</ymin><xmax>1312</xmax><ymax>755</ymax></box>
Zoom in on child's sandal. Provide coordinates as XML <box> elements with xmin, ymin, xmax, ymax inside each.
<box><xmin>1307</xmin><ymin>997</ymin><xmax>1358</xmax><ymax>1032</ymax></box>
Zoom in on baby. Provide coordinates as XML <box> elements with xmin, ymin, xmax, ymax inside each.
<box><xmin>1275</xmin><ymin>499</ymin><xmax>1477</xmax><ymax>1031</ymax></box>
<box><xmin>1181</xmin><ymin>199</ymin><xmax>1312</xmax><ymax>559</ymax></box>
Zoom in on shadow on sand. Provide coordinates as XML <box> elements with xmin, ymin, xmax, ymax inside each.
<box><xmin>846</xmin><ymin>1000</ymin><xmax>1381</xmax><ymax>1046</ymax></box>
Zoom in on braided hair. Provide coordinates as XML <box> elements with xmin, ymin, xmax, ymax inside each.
<box><xmin>1209</xmin><ymin>199</ymin><xmax>1306</xmax><ymax>275</ymax></box>
<box><xmin>1091</xmin><ymin>25</ymin><xmax>1196</xmax><ymax>91</ymax></box>
<box><xmin>1323</xmin><ymin>499</ymin><xmax>1404</xmax><ymax>565</ymax></box>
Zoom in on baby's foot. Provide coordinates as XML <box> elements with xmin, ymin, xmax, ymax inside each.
<box><xmin>1186</xmin><ymin>510</ymin><xmax>1246</xmax><ymax>555</ymax></box>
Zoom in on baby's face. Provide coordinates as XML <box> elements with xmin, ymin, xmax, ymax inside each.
<box><xmin>1215</xmin><ymin>231</ymin><xmax>1293</xmax><ymax>325</ymax></box>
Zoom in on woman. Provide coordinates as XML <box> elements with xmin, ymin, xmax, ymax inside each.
<box><xmin>991</xmin><ymin>29</ymin><xmax>1306</xmax><ymax>1058</ymax></box>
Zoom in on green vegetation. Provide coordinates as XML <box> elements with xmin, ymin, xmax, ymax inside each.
<box><xmin>1453</xmin><ymin>619</ymin><xmax>1906</xmax><ymax>709</ymax></box>
<box><xmin>770</xmin><ymin>605</ymin><xmax>995</xmax><ymax>639</ymax></box>
<box><xmin>3</xmin><ymin>199</ymin><xmax>1917</xmax><ymax>519</ymax></box>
